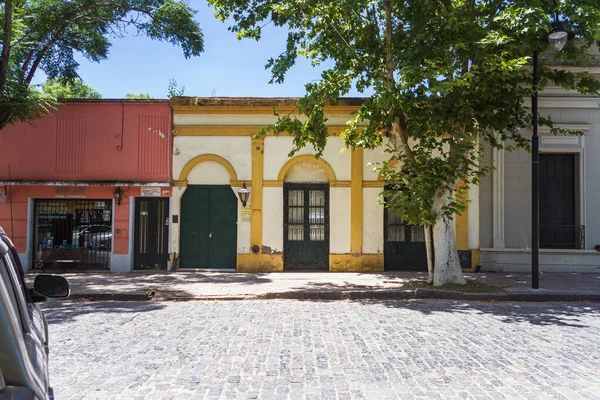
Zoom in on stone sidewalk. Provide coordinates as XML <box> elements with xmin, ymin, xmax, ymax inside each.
<box><xmin>27</xmin><ymin>270</ymin><xmax>600</xmax><ymax>302</ymax></box>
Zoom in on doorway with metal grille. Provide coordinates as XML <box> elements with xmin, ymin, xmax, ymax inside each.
<box><xmin>34</xmin><ymin>199</ymin><xmax>113</xmax><ymax>270</ymax></box>
<box><xmin>134</xmin><ymin>197</ymin><xmax>169</xmax><ymax>270</ymax></box>
<box><xmin>384</xmin><ymin>208</ymin><xmax>427</xmax><ymax>271</ymax></box>
<box><xmin>283</xmin><ymin>183</ymin><xmax>329</xmax><ymax>270</ymax></box>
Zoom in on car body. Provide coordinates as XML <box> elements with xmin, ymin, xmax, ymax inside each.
<box><xmin>0</xmin><ymin>227</ymin><xmax>69</xmax><ymax>399</ymax></box>
<box><xmin>72</xmin><ymin>224</ymin><xmax>112</xmax><ymax>250</ymax></box>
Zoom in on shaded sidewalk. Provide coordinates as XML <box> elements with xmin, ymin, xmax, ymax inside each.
<box><xmin>26</xmin><ymin>270</ymin><xmax>600</xmax><ymax>302</ymax></box>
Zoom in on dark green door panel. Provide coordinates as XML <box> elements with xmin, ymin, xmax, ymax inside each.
<box><xmin>209</xmin><ymin>187</ymin><xmax>238</xmax><ymax>268</ymax></box>
<box><xmin>180</xmin><ymin>185</ymin><xmax>237</xmax><ymax>269</ymax></box>
<box><xmin>384</xmin><ymin>208</ymin><xmax>427</xmax><ymax>271</ymax></box>
<box><xmin>283</xmin><ymin>184</ymin><xmax>329</xmax><ymax>270</ymax></box>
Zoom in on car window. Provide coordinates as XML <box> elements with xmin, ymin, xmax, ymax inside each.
<box><xmin>0</xmin><ymin>256</ymin><xmax>20</xmax><ymax>321</ymax></box>
<box><xmin>0</xmin><ymin>243</ymin><xmax>31</xmax><ymax>333</ymax></box>
<box><xmin>1</xmin><ymin>235</ymin><xmax>28</xmax><ymax>300</ymax></box>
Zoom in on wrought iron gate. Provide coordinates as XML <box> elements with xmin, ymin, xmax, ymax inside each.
<box><xmin>134</xmin><ymin>197</ymin><xmax>169</xmax><ymax>270</ymax></box>
<box><xmin>34</xmin><ymin>199</ymin><xmax>112</xmax><ymax>270</ymax></box>
<box><xmin>384</xmin><ymin>208</ymin><xmax>427</xmax><ymax>271</ymax></box>
<box><xmin>283</xmin><ymin>184</ymin><xmax>329</xmax><ymax>270</ymax></box>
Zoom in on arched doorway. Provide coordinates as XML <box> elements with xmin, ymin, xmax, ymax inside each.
<box><xmin>178</xmin><ymin>157</ymin><xmax>239</xmax><ymax>269</ymax></box>
<box><xmin>282</xmin><ymin>161</ymin><xmax>330</xmax><ymax>270</ymax></box>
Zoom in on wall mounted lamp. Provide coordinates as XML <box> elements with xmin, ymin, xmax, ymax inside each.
<box><xmin>113</xmin><ymin>187</ymin><xmax>123</xmax><ymax>206</ymax></box>
<box><xmin>237</xmin><ymin>182</ymin><xmax>250</xmax><ymax>207</ymax></box>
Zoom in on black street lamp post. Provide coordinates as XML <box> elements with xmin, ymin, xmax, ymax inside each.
<box><xmin>531</xmin><ymin>21</ymin><xmax>575</xmax><ymax>289</ymax></box>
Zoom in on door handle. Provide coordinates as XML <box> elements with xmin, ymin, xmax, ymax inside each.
<box><xmin>209</xmin><ymin>232</ymin><xmax>213</xmax><ymax>238</ymax></box>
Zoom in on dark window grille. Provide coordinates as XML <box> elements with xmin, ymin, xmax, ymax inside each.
<box><xmin>34</xmin><ymin>199</ymin><xmax>112</xmax><ymax>270</ymax></box>
<box><xmin>540</xmin><ymin>225</ymin><xmax>585</xmax><ymax>249</ymax></box>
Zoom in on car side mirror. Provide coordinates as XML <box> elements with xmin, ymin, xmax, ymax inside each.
<box><xmin>33</xmin><ymin>275</ymin><xmax>70</xmax><ymax>299</ymax></box>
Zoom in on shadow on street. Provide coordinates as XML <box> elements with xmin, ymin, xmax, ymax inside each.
<box><xmin>40</xmin><ymin>300</ymin><xmax>167</xmax><ymax>325</ymax></box>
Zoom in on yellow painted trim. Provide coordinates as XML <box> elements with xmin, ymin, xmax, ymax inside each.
<box><xmin>174</xmin><ymin>126</ymin><xmax>263</xmax><ymax>136</ymax></box>
<box><xmin>251</xmin><ymin>138</ymin><xmax>264</xmax><ymax>252</ymax></box>
<box><xmin>263</xmin><ymin>180</ymin><xmax>283</xmax><ymax>187</ymax></box>
<box><xmin>264</xmin><ymin>179</ymin><xmax>349</xmax><ymax>187</ymax></box>
<box><xmin>172</xmin><ymin>105</ymin><xmax>359</xmax><ymax>115</ymax></box>
<box><xmin>362</xmin><ymin>181</ymin><xmax>385</xmax><ymax>188</ymax></box>
<box><xmin>231</xmin><ymin>181</ymin><xmax>251</xmax><ymax>187</ymax></box>
<box><xmin>455</xmin><ymin>179</ymin><xmax>469</xmax><ymax>251</ymax></box>
<box><xmin>173</xmin><ymin>125</ymin><xmax>353</xmax><ymax>137</ymax></box>
<box><xmin>278</xmin><ymin>154</ymin><xmax>337</xmax><ymax>182</ymax></box>
<box><xmin>330</xmin><ymin>181</ymin><xmax>351</xmax><ymax>187</ymax></box>
<box><xmin>178</xmin><ymin>154</ymin><xmax>240</xmax><ymax>185</ymax></box>
<box><xmin>350</xmin><ymin>148</ymin><xmax>363</xmax><ymax>254</ymax></box>
<box><xmin>237</xmin><ymin>253</ymin><xmax>283</xmax><ymax>272</ymax></box>
<box><xmin>329</xmin><ymin>254</ymin><xmax>384</xmax><ymax>272</ymax></box>
<box><xmin>171</xmin><ymin>180</ymin><xmax>188</xmax><ymax>187</ymax></box>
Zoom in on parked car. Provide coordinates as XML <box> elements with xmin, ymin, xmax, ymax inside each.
<box><xmin>0</xmin><ymin>226</ymin><xmax>70</xmax><ymax>399</ymax></box>
<box><xmin>72</xmin><ymin>224</ymin><xmax>112</xmax><ymax>250</ymax></box>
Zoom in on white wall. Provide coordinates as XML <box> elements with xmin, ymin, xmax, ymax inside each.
<box><xmin>187</xmin><ymin>162</ymin><xmax>230</xmax><ymax>185</ymax></box>
<box><xmin>170</xmin><ymin>186</ymin><xmax>186</xmax><ymax>257</ymax></box>
<box><xmin>264</xmin><ymin>136</ymin><xmax>351</xmax><ymax>181</ymax></box>
<box><xmin>263</xmin><ymin>187</ymin><xmax>283</xmax><ymax>252</ymax></box>
<box><xmin>363</xmin><ymin>188</ymin><xmax>384</xmax><ymax>254</ymax></box>
<box><xmin>584</xmin><ymin>108</ymin><xmax>600</xmax><ymax>249</ymax></box>
<box><xmin>479</xmin><ymin>147</ymin><xmax>493</xmax><ymax>248</ymax></box>
<box><xmin>173</xmin><ymin>136</ymin><xmax>251</xmax><ymax>182</ymax></box>
<box><xmin>285</xmin><ymin>163</ymin><xmax>328</xmax><ymax>182</ymax></box>
<box><xmin>330</xmin><ymin>188</ymin><xmax>350</xmax><ymax>253</ymax></box>
<box><xmin>231</xmin><ymin>185</ymin><xmax>250</xmax><ymax>253</ymax></box>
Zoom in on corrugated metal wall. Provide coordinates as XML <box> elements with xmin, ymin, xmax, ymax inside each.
<box><xmin>55</xmin><ymin>115</ymin><xmax>86</xmax><ymax>174</ymax></box>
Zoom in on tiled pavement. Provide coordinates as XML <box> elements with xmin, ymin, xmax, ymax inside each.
<box><xmin>43</xmin><ymin>299</ymin><xmax>600</xmax><ymax>399</ymax></box>
<box><xmin>29</xmin><ymin>271</ymin><xmax>600</xmax><ymax>300</ymax></box>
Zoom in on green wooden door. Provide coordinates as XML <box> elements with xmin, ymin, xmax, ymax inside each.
<box><xmin>180</xmin><ymin>185</ymin><xmax>237</xmax><ymax>269</ymax></box>
<box><xmin>384</xmin><ymin>208</ymin><xmax>427</xmax><ymax>271</ymax></box>
<box><xmin>283</xmin><ymin>184</ymin><xmax>329</xmax><ymax>270</ymax></box>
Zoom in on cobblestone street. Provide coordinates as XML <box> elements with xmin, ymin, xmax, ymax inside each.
<box><xmin>42</xmin><ymin>300</ymin><xmax>600</xmax><ymax>400</ymax></box>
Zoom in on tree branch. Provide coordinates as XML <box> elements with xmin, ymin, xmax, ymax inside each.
<box><xmin>328</xmin><ymin>22</ymin><xmax>379</xmax><ymax>83</ymax></box>
<box><xmin>0</xmin><ymin>0</ymin><xmax>13</xmax><ymax>92</ymax></box>
<box><xmin>17</xmin><ymin>1</ymin><xmax>161</xmax><ymax>69</ymax></box>
<box><xmin>383</xmin><ymin>0</ymin><xmax>413</xmax><ymax>161</ymax></box>
<box><xmin>25</xmin><ymin>38</ymin><xmax>61</xmax><ymax>85</ymax></box>
<box><xmin>19</xmin><ymin>5</ymin><xmax>169</xmax><ymax>85</ymax></box>
<box><xmin>384</xmin><ymin>0</ymin><xmax>395</xmax><ymax>90</ymax></box>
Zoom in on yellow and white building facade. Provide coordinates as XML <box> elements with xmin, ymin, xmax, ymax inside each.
<box><xmin>170</xmin><ymin>97</ymin><xmax>479</xmax><ymax>272</ymax></box>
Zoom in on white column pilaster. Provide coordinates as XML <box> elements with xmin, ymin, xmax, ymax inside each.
<box><xmin>492</xmin><ymin>147</ymin><xmax>505</xmax><ymax>248</ymax></box>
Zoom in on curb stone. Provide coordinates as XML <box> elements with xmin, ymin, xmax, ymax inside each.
<box><xmin>60</xmin><ymin>289</ymin><xmax>600</xmax><ymax>303</ymax></box>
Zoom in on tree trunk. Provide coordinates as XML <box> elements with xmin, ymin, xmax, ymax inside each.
<box><xmin>431</xmin><ymin>194</ymin><xmax>466</xmax><ymax>286</ymax></box>
<box><xmin>424</xmin><ymin>225</ymin><xmax>434</xmax><ymax>284</ymax></box>
<box><xmin>0</xmin><ymin>111</ymin><xmax>11</xmax><ymax>131</ymax></box>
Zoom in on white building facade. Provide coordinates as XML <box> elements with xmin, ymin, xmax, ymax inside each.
<box><xmin>479</xmin><ymin>49</ymin><xmax>600</xmax><ymax>272</ymax></box>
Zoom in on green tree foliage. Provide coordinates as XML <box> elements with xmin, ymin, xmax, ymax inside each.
<box><xmin>41</xmin><ymin>78</ymin><xmax>101</xmax><ymax>99</ymax></box>
<box><xmin>0</xmin><ymin>0</ymin><xmax>204</xmax><ymax>129</ymax></box>
<box><xmin>125</xmin><ymin>93</ymin><xmax>153</xmax><ymax>99</ymax></box>
<box><xmin>210</xmin><ymin>0</ymin><xmax>600</xmax><ymax>284</ymax></box>
<box><xmin>167</xmin><ymin>78</ymin><xmax>185</xmax><ymax>98</ymax></box>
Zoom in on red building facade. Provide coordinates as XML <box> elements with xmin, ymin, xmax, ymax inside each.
<box><xmin>0</xmin><ymin>100</ymin><xmax>172</xmax><ymax>272</ymax></box>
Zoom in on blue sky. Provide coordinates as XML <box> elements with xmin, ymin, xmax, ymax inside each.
<box><xmin>32</xmin><ymin>1</ymin><xmax>351</xmax><ymax>99</ymax></box>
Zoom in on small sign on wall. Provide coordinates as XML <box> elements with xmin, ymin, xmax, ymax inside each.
<box><xmin>241</xmin><ymin>205</ymin><xmax>251</xmax><ymax>221</ymax></box>
<box><xmin>161</xmin><ymin>187</ymin><xmax>171</xmax><ymax>196</ymax></box>
<box><xmin>55</xmin><ymin>186</ymin><xmax>85</xmax><ymax>198</ymax></box>
<box><xmin>0</xmin><ymin>191</ymin><xmax>5</xmax><ymax>204</ymax></box>
<box><xmin>141</xmin><ymin>187</ymin><xmax>161</xmax><ymax>197</ymax></box>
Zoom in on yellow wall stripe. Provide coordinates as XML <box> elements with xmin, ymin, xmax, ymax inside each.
<box><xmin>251</xmin><ymin>138</ymin><xmax>264</xmax><ymax>252</ymax></box>
<box><xmin>350</xmin><ymin>148</ymin><xmax>363</xmax><ymax>254</ymax></box>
